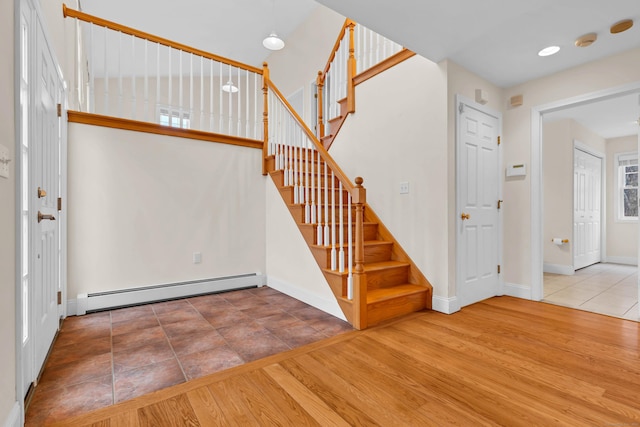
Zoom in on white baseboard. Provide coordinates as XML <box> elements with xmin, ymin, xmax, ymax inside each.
<box><xmin>69</xmin><ymin>273</ymin><xmax>265</xmax><ymax>315</ymax></box>
<box><xmin>503</xmin><ymin>282</ymin><xmax>532</xmax><ymax>300</ymax></box>
<box><xmin>543</xmin><ymin>263</ymin><xmax>574</xmax><ymax>275</ymax></box>
<box><xmin>266</xmin><ymin>276</ymin><xmax>346</xmax><ymax>321</ymax></box>
<box><xmin>431</xmin><ymin>295</ymin><xmax>460</xmax><ymax>314</ymax></box>
<box><xmin>2</xmin><ymin>402</ymin><xmax>20</xmax><ymax>427</ymax></box>
<box><xmin>605</xmin><ymin>256</ymin><xmax>638</xmax><ymax>266</ymax></box>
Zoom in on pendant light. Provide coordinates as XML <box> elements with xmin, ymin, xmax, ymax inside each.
<box><xmin>263</xmin><ymin>0</ymin><xmax>285</xmax><ymax>51</ymax></box>
<box><xmin>222</xmin><ymin>80</ymin><xmax>238</xmax><ymax>93</ymax></box>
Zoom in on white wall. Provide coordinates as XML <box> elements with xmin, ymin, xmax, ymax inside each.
<box><xmin>606</xmin><ymin>135</ymin><xmax>638</xmax><ymax>262</ymax></box>
<box><xmin>543</xmin><ymin>119</ymin><xmax>606</xmax><ymax>270</ymax></box>
<box><xmin>264</xmin><ymin>179</ymin><xmax>344</xmax><ymax>318</ymax></box>
<box><xmin>0</xmin><ymin>0</ymin><xmax>16</xmax><ymax>423</ymax></box>
<box><xmin>503</xmin><ymin>47</ymin><xmax>640</xmax><ymax>289</ymax></box>
<box><xmin>67</xmin><ymin>124</ymin><xmax>266</xmax><ymax>297</ymax></box>
<box><xmin>329</xmin><ymin>55</ymin><xmax>450</xmax><ymax>299</ymax></box>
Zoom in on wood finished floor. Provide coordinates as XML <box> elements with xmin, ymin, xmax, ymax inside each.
<box><xmin>51</xmin><ymin>296</ymin><xmax>640</xmax><ymax>426</ymax></box>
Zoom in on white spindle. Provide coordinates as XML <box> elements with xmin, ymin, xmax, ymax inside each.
<box><xmin>254</xmin><ymin>73</ymin><xmax>258</xmax><ymax>139</ymax></box>
<box><xmin>347</xmin><ymin>193</ymin><xmax>353</xmax><ymax>300</ymax></box>
<box><xmin>245</xmin><ymin>69</ymin><xmax>249</xmax><ymax>137</ymax></box>
<box><xmin>200</xmin><ymin>56</ymin><xmax>204</xmax><ymax>131</ymax></box>
<box><xmin>144</xmin><ymin>39</ymin><xmax>149</xmax><ymax>121</ymax></box>
<box><xmin>339</xmin><ymin>181</ymin><xmax>345</xmax><ymax>272</ymax></box>
<box><xmin>330</xmin><ymin>170</ymin><xmax>336</xmax><ymax>270</ymax></box>
<box><xmin>118</xmin><ymin>31</ymin><xmax>122</xmax><ymax>117</ymax></box>
<box><xmin>219</xmin><ymin>61</ymin><xmax>223</xmax><ymax>133</ymax></box>
<box><xmin>304</xmin><ymin>144</ymin><xmax>310</xmax><ymax>223</ymax></box>
<box><xmin>228</xmin><ymin>64</ymin><xmax>232</xmax><ymax>135</ymax></box>
<box><xmin>310</xmin><ymin>147</ymin><xmax>316</xmax><ymax>225</ymax></box>
<box><xmin>168</xmin><ymin>47</ymin><xmax>172</xmax><ymax>112</ymax></box>
<box><xmin>324</xmin><ymin>161</ymin><xmax>330</xmax><ymax>246</ymax></box>
<box><xmin>156</xmin><ymin>43</ymin><xmax>160</xmax><ymax>121</ymax></box>
<box><xmin>237</xmin><ymin>66</ymin><xmax>241</xmax><ymax>136</ymax></box>
<box><xmin>209</xmin><ymin>60</ymin><xmax>214</xmax><ymax>132</ymax></box>
<box><xmin>179</xmin><ymin>50</ymin><xmax>183</xmax><ymax>122</ymax></box>
<box><xmin>89</xmin><ymin>23</ymin><xmax>95</xmax><ymax>113</ymax></box>
<box><xmin>316</xmin><ymin>149</ymin><xmax>322</xmax><ymax>245</ymax></box>
<box><xmin>131</xmin><ymin>35</ymin><xmax>136</xmax><ymax>120</ymax></box>
<box><xmin>103</xmin><ymin>28</ymin><xmax>108</xmax><ymax>115</ymax></box>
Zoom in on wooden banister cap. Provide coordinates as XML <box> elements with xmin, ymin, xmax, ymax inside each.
<box><xmin>355</xmin><ymin>177</ymin><xmax>364</xmax><ymax>186</ymax></box>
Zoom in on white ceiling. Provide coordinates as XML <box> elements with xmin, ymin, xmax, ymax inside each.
<box><xmin>79</xmin><ymin>0</ymin><xmax>640</xmax><ymax>138</ymax></box>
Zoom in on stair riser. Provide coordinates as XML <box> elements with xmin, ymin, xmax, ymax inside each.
<box><xmin>366</xmin><ymin>265</ymin><xmax>410</xmax><ymax>289</ymax></box>
<box><xmin>310</xmin><ymin>244</ymin><xmax>393</xmax><ymax>268</ymax></box>
<box><xmin>367</xmin><ymin>292</ymin><xmax>427</xmax><ymax>326</ymax></box>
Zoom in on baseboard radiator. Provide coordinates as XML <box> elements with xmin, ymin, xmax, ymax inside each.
<box><xmin>72</xmin><ymin>273</ymin><xmax>265</xmax><ymax>315</ymax></box>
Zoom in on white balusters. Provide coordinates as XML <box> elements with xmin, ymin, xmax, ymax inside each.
<box><xmin>330</xmin><ymin>170</ymin><xmax>336</xmax><ymax>271</ymax></box>
<box><xmin>347</xmin><ymin>193</ymin><xmax>353</xmax><ymax>299</ymax></box>
<box><xmin>354</xmin><ymin>23</ymin><xmax>404</xmax><ymax>75</ymax></box>
<box><xmin>131</xmin><ymin>34</ymin><xmax>136</xmax><ymax>120</ymax></box>
<box><xmin>338</xmin><ymin>181</ymin><xmax>345</xmax><ymax>272</ymax></box>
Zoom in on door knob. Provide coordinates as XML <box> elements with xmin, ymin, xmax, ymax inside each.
<box><xmin>461</xmin><ymin>213</ymin><xmax>470</xmax><ymax>220</ymax></box>
<box><xmin>38</xmin><ymin>211</ymin><xmax>56</xmax><ymax>223</ymax></box>
<box><xmin>37</xmin><ymin>187</ymin><xmax>47</xmax><ymax>198</ymax></box>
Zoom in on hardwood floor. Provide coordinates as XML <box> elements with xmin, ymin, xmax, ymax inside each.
<box><xmin>52</xmin><ymin>297</ymin><xmax>640</xmax><ymax>426</ymax></box>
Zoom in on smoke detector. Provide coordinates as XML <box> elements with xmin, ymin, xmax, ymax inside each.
<box><xmin>575</xmin><ymin>33</ymin><xmax>597</xmax><ymax>48</ymax></box>
<box><xmin>611</xmin><ymin>19</ymin><xmax>633</xmax><ymax>34</ymax></box>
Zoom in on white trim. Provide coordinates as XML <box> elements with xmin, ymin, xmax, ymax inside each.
<box><xmin>614</xmin><ymin>151</ymin><xmax>639</xmax><ymax>223</ymax></box>
<box><xmin>503</xmin><ymin>283</ymin><xmax>532</xmax><ymax>300</ymax></box>
<box><xmin>2</xmin><ymin>401</ymin><xmax>20</xmax><ymax>427</ymax></box>
<box><xmin>543</xmin><ymin>263</ymin><xmax>575</xmax><ymax>275</ymax></box>
<box><xmin>455</xmin><ymin>94</ymin><xmax>503</xmax><ymax>307</ymax></box>
<box><xmin>431</xmin><ymin>295</ymin><xmax>461</xmax><ymax>315</ymax></box>
<box><xmin>72</xmin><ymin>274</ymin><xmax>265</xmax><ymax>315</ymax></box>
<box><xmin>266</xmin><ymin>276</ymin><xmax>346</xmax><ymax>320</ymax></box>
<box><xmin>605</xmin><ymin>256</ymin><xmax>638</xmax><ymax>266</ymax></box>
<box><xmin>531</xmin><ymin>81</ymin><xmax>640</xmax><ymax>304</ymax></box>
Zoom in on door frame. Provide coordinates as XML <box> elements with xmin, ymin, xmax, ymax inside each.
<box><xmin>531</xmin><ymin>81</ymin><xmax>640</xmax><ymax>301</ymax></box>
<box><xmin>15</xmin><ymin>0</ymin><xmax>67</xmax><ymax>421</ymax></box>
<box><xmin>572</xmin><ymin>141</ymin><xmax>605</xmax><ymax>271</ymax></box>
<box><xmin>455</xmin><ymin>94</ymin><xmax>504</xmax><ymax>307</ymax></box>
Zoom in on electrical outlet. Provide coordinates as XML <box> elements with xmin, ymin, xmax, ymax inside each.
<box><xmin>399</xmin><ymin>181</ymin><xmax>409</xmax><ymax>194</ymax></box>
<box><xmin>0</xmin><ymin>144</ymin><xmax>10</xmax><ymax>179</ymax></box>
<box><xmin>193</xmin><ymin>252</ymin><xmax>202</xmax><ymax>264</ymax></box>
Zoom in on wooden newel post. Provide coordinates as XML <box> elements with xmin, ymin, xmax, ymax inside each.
<box><xmin>346</xmin><ymin>21</ymin><xmax>356</xmax><ymax>114</ymax></box>
<box><xmin>316</xmin><ymin>71</ymin><xmax>325</xmax><ymax>138</ymax></box>
<box><xmin>352</xmin><ymin>176</ymin><xmax>367</xmax><ymax>329</ymax></box>
<box><xmin>262</xmin><ymin>62</ymin><xmax>270</xmax><ymax>175</ymax></box>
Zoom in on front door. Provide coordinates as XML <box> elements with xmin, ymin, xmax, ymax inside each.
<box><xmin>19</xmin><ymin>0</ymin><xmax>64</xmax><ymax>397</ymax></box>
<box><xmin>457</xmin><ymin>98</ymin><xmax>501</xmax><ymax>307</ymax></box>
<box><xmin>573</xmin><ymin>147</ymin><xmax>602</xmax><ymax>270</ymax></box>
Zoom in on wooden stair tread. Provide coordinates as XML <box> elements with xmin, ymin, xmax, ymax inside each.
<box><xmin>367</xmin><ymin>284</ymin><xmax>428</xmax><ymax>304</ymax></box>
<box><xmin>322</xmin><ymin>260</ymin><xmax>409</xmax><ymax>276</ymax></box>
<box><xmin>311</xmin><ymin>240</ymin><xmax>391</xmax><ymax>250</ymax></box>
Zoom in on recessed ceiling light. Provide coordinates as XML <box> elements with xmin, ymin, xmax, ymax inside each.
<box><xmin>611</xmin><ymin>19</ymin><xmax>633</xmax><ymax>34</ymax></box>
<box><xmin>538</xmin><ymin>46</ymin><xmax>560</xmax><ymax>57</ymax></box>
<box><xmin>575</xmin><ymin>33</ymin><xmax>597</xmax><ymax>48</ymax></box>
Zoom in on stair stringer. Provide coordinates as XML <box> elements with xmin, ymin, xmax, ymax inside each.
<box><xmin>264</xmin><ymin>177</ymin><xmax>349</xmax><ymax>321</ymax></box>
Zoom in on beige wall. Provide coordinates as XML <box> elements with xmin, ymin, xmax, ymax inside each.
<box><xmin>67</xmin><ymin>123</ymin><xmax>266</xmax><ymax>297</ymax></box>
<box><xmin>606</xmin><ymin>135</ymin><xmax>639</xmax><ymax>261</ymax></box>
<box><xmin>503</xmin><ymin>47</ymin><xmax>640</xmax><ymax>288</ymax></box>
<box><xmin>330</xmin><ymin>55</ymin><xmax>450</xmax><ymax>298</ymax></box>
<box><xmin>0</xmin><ymin>0</ymin><xmax>16</xmax><ymax>422</ymax></box>
<box><xmin>543</xmin><ymin>119</ymin><xmax>606</xmax><ymax>269</ymax></box>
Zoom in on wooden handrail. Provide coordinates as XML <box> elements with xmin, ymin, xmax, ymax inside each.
<box><xmin>266</xmin><ymin>80</ymin><xmax>356</xmax><ymax>194</ymax></box>
<box><xmin>62</xmin><ymin>4</ymin><xmax>262</xmax><ymax>75</ymax></box>
<box><xmin>321</xmin><ymin>18</ymin><xmax>355</xmax><ymax>79</ymax></box>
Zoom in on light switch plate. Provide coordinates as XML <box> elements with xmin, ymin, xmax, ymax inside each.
<box><xmin>193</xmin><ymin>252</ymin><xmax>202</xmax><ymax>264</ymax></box>
<box><xmin>0</xmin><ymin>144</ymin><xmax>10</xmax><ymax>179</ymax></box>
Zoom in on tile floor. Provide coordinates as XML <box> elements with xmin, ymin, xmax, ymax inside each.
<box><xmin>543</xmin><ymin>263</ymin><xmax>639</xmax><ymax>321</ymax></box>
<box><xmin>25</xmin><ymin>286</ymin><xmax>353</xmax><ymax>426</ymax></box>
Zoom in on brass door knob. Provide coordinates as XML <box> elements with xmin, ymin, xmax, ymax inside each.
<box><xmin>461</xmin><ymin>213</ymin><xmax>470</xmax><ymax>220</ymax></box>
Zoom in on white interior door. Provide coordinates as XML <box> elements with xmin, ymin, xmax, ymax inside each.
<box><xmin>19</xmin><ymin>0</ymin><xmax>63</xmax><ymax>397</ymax></box>
<box><xmin>573</xmin><ymin>147</ymin><xmax>602</xmax><ymax>270</ymax></box>
<box><xmin>457</xmin><ymin>99</ymin><xmax>501</xmax><ymax>307</ymax></box>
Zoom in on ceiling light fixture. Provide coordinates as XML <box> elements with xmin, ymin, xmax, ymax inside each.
<box><xmin>575</xmin><ymin>33</ymin><xmax>597</xmax><ymax>48</ymax></box>
<box><xmin>611</xmin><ymin>19</ymin><xmax>633</xmax><ymax>34</ymax></box>
<box><xmin>263</xmin><ymin>32</ymin><xmax>285</xmax><ymax>51</ymax></box>
<box><xmin>538</xmin><ymin>46</ymin><xmax>560</xmax><ymax>57</ymax></box>
<box><xmin>222</xmin><ymin>80</ymin><xmax>238</xmax><ymax>93</ymax></box>
<box><xmin>263</xmin><ymin>0</ymin><xmax>285</xmax><ymax>51</ymax></box>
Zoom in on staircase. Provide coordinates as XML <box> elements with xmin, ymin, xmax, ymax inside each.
<box><xmin>265</xmin><ymin>151</ymin><xmax>432</xmax><ymax>329</ymax></box>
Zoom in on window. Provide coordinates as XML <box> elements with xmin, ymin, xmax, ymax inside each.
<box><xmin>617</xmin><ymin>152</ymin><xmax>638</xmax><ymax>221</ymax></box>
<box><xmin>157</xmin><ymin>106</ymin><xmax>190</xmax><ymax>129</ymax></box>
